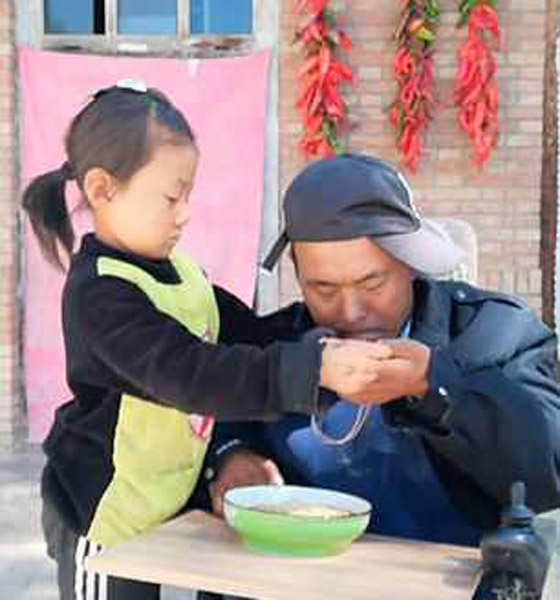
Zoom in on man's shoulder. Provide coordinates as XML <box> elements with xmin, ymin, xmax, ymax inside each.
<box><xmin>430</xmin><ymin>279</ymin><xmax>528</xmax><ymax>311</ymax></box>
<box><xmin>423</xmin><ymin>279</ymin><xmax>554</xmax><ymax>365</ymax></box>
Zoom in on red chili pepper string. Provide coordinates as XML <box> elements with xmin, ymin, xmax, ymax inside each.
<box><xmin>295</xmin><ymin>0</ymin><xmax>356</xmax><ymax>158</ymax></box>
<box><xmin>390</xmin><ymin>0</ymin><xmax>440</xmax><ymax>172</ymax></box>
<box><xmin>454</xmin><ymin>2</ymin><xmax>501</xmax><ymax>167</ymax></box>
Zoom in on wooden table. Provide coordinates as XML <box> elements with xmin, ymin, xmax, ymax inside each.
<box><xmin>86</xmin><ymin>511</ymin><xmax>482</xmax><ymax>599</ymax></box>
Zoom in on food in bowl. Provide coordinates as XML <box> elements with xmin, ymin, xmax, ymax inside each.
<box><xmin>252</xmin><ymin>503</ymin><xmax>352</xmax><ymax>519</ymax></box>
<box><xmin>224</xmin><ymin>485</ymin><xmax>372</xmax><ymax>557</ymax></box>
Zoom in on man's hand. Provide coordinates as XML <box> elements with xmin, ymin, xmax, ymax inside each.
<box><xmin>344</xmin><ymin>338</ymin><xmax>431</xmax><ymax>404</ymax></box>
<box><xmin>209</xmin><ymin>450</ymin><xmax>284</xmax><ymax>517</ymax></box>
<box><xmin>320</xmin><ymin>338</ymin><xmax>393</xmax><ymax>400</ymax></box>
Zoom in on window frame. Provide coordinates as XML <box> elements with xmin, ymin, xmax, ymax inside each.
<box><xmin>37</xmin><ymin>0</ymin><xmax>256</xmax><ymax>56</ymax></box>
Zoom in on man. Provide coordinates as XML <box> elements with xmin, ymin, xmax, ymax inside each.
<box><xmin>203</xmin><ymin>154</ymin><xmax>560</xmax><ymax>550</ymax></box>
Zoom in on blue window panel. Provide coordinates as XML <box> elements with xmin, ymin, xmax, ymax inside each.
<box><xmin>190</xmin><ymin>0</ymin><xmax>252</xmax><ymax>35</ymax></box>
<box><xmin>44</xmin><ymin>0</ymin><xmax>103</xmax><ymax>34</ymax></box>
<box><xmin>118</xmin><ymin>0</ymin><xmax>177</xmax><ymax>35</ymax></box>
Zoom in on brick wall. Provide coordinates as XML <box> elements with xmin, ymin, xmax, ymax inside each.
<box><xmin>0</xmin><ymin>0</ymin><xmax>19</xmax><ymax>449</ymax></box>
<box><xmin>279</xmin><ymin>0</ymin><xmax>547</xmax><ymax>312</ymax></box>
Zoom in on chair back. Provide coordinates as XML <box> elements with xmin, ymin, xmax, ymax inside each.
<box><xmin>430</xmin><ymin>217</ymin><xmax>478</xmax><ymax>284</ymax></box>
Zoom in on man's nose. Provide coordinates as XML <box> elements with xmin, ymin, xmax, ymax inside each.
<box><xmin>338</xmin><ymin>292</ymin><xmax>367</xmax><ymax>326</ymax></box>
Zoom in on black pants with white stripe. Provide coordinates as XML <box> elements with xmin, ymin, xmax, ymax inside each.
<box><xmin>42</xmin><ymin>498</ymin><xmax>159</xmax><ymax>600</ymax></box>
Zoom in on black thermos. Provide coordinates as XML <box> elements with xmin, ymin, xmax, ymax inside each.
<box><xmin>472</xmin><ymin>481</ymin><xmax>551</xmax><ymax>600</ymax></box>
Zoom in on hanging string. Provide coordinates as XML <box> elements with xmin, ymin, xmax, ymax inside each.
<box><xmin>311</xmin><ymin>404</ymin><xmax>372</xmax><ymax>446</ymax></box>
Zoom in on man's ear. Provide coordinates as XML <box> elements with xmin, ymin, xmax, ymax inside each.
<box><xmin>83</xmin><ymin>168</ymin><xmax>117</xmax><ymax>209</ymax></box>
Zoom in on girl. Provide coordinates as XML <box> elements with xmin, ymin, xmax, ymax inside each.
<box><xmin>23</xmin><ymin>83</ymin><xmax>384</xmax><ymax>600</ymax></box>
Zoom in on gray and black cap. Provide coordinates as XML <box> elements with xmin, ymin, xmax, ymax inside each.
<box><xmin>262</xmin><ymin>153</ymin><xmax>464</xmax><ymax>275</ymax></box>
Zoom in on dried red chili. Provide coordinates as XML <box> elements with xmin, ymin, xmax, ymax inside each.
<box><xmin>454</xmin><ymin>0</ymin><xmax>501</xmax><ymax>167</ymax></box>
<box><xmin>390</xmin><ymin>0</ymin><xmax>440</xmax><ymax>172</ymax></box>
<box><xmin>295</xmin><ymin>0</ymin><xmax>356</xmax><ymax>158</ymax></box>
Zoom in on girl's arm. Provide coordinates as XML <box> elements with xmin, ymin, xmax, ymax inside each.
<box><xmin>213</xmin><ymin>285</ymin><xmax>309</xmax><ymax>347</ymax></box>
<box><xmin>67</xmin><ymin>276</ymin><xmax>381</xmax><ymax>420</ymax></box>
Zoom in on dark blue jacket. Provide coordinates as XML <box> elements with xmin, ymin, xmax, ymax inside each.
<box><xmin>207</xmin><ymin>278</ymin><xmax>560</xmax><ymax>545</ymax></box>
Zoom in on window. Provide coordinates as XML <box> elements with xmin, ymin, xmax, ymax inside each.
<box><xmin>191</xmin><ymin>0</ymin><xmax>252</xmax><ymax>35</ymax></box>
<box><xmin>41</xmin><ymin>0</ymin><xmax>254</xmax><ymax>41</ymax></box>
<box><xmin>118</xmin><ymin>0</ymin><xmax>178</xmax><ymax>35</ymax></box>
<box><xmin>44</xmin><ymin>0</ymin><xmax>105</xmax><ymax>34</ymax></box>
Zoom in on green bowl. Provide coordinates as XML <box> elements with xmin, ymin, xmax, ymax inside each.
<box><xmin>224</xmin><ymin>485</ymin><xmax>371</xmax><ymax>557</ymax></box>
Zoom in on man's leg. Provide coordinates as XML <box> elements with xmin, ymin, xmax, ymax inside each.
<box><xmin>106</xmin><ymin>575</ymin><xmax>160</xmax><ymax>599</ymax></box>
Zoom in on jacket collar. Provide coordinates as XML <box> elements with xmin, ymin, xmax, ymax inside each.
<box><xmin>410</xmin><ymin>278</ymin><xmax>452</xmax><ymax>348</ymax></box>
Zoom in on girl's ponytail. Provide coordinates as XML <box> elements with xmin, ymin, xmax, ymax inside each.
<box><xmin>22</xmin><ymin>164</ymin><xmax>74</xmax><ymax>271</ymax></box>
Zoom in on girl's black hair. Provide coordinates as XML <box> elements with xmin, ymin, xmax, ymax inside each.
<box><xmin>22</xmin><ymin>86</ymin><xmax>196</xmax><ymax>270</ymax></box>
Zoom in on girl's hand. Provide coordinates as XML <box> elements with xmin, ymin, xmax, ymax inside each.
<box><xmin>319</xmin><ymin>338</ymin><xmax>393</xmax><ymax>403</ymax></box>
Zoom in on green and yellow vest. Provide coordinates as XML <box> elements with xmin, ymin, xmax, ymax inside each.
<box><xmin>87</xmin><ymin>252</ymin><xmax>219</xmax><ymax>546</ymax></box>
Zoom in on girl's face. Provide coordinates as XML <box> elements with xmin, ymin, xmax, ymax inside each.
<box><xmin>97</xmin><ymin>142</ymin><xmax>199</xmax><ymax>260</ymax></box>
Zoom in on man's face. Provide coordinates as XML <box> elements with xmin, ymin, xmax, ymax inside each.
<box><xmin>293</xmin><ymin>236</ymin><xmax>414</xmax><ymax>340</ymax></box>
